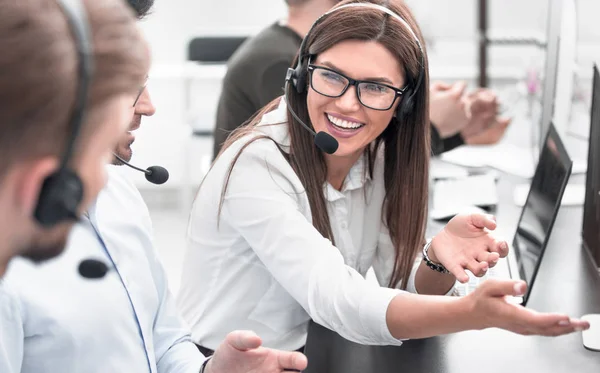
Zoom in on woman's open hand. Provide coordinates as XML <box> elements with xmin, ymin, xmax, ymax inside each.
<box><xmin>430</xmin><ymin>213</ymin><xmax>509</xmax><ymax>283</ymax></box>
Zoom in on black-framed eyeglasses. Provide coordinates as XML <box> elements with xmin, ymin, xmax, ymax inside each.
<box><xmin>307</xmin><ymin>64</ymin><xmax>408</xmax><ymax>111</ymax></box>
<box><xmin>133</xmin><ymin>76</ymin><xmax>149</xmax><ymax>107</ymax></box>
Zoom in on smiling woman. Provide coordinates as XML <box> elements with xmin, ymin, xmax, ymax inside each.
<box><xmin>307</xmin><ymin>40</ymin><xmax>407</xmax><ymax>159</ymax></box>
<box><xmin>177</xmin><ymin>0</ymin><xmax>588</xmax><ymax>355</ymax></box>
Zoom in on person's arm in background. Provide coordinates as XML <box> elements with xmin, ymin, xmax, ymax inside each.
<box><xmin>429</xmin><ymin>81</ymin><xmax>469</xmax><ymax>155</ymax></box>
<box><xmin>462</xmin><ymin>117</ymin><xmax>511</xmax><ymax>145</ymax></box>
<box><xmin>256</xmin><ymin>59</ymin><xmax>294</xmax><ymax>107</ymax></box>
<box><xmin>213</xmin><ymin>71</ymin><xmax>258</xmax><ymax>160</ymax></box>
<box><xmin>0</xmin><ymin>284</ymin><xmax>25</xmax><ymax>373</ymax></box>
<box><xmin>213</xmin><ymin>59</ymin><xmax>292</xmax><ymax>160</ymax></box>
<box><xmin>431</xmin><ymin>125</ymin><xmax>465</xmax><ymax>155</ymax></box>
<box><xmin>429</xmin><ymin>81</ymin><xmax>469</xmax><ymax>137</ymax></box>
<box><xmin>430</xmin><ymin>84</ymin><xmax>512</xmax><ymax>155</ymax></box>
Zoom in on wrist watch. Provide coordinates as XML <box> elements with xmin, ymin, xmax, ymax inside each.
<box><xmin>422</xmin><ymin>240</ymin><xmax>450</xmax><ymax>274</ymax></box>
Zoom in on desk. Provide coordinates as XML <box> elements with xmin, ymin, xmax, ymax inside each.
<box><xmin>304</xmin><ymin>172</ymin><xmax>600</xmax><ymax>373</ymax></box>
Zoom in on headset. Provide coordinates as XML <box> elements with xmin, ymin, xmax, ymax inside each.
<box><xmin>34</xmin><ymin>0</ymin><xmax>92</xmax><ymax>227</ymax></box>
<box><xmin>285</xmin><ymin>2</ymin><xmax>426</xmax><ymax>144</ymax></box>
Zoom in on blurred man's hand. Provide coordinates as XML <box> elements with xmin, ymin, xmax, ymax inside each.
<box><xmin>460</xmin><ymin>89</ymin><xmax>498</xmax><ymax>138</ymax></box>
<box><xmin>429</xmin><ymin>81</ymin><xmax>469</xmax><ymax>137</ymax></box>
<box><xmin>460</xmin><ymin>89</ymin><xmax>511</xmax><ymax>145</ymax></box>
<box><xmin>463</xmin><ymin>117</ymin><xmax>512</xmax><ymax>145</ymax></box>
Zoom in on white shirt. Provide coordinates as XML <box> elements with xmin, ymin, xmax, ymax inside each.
<box><xmin>0</xmin><ymin>166</ymin><xmax>204</xmax><ymax>373</ymax></box>
<box><xmin>178</xmin><ymin>100</ymin><xmax>449</xmax><ymax>351</ymax></box>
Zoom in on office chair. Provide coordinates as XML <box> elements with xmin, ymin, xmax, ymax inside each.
<box><xmin>188</xmin><ymin>37</ymin><xmax>247</xmax><ymax>65</ymax></box>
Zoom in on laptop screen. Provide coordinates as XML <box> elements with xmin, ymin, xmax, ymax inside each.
<box><xmin>512</xmin><ymin>124</ymin><xmax>572</xmax><ymax>301</ymax></box>
<box><xmin>582</xmin><ymin>64</ymin><xmax>600</xmax><ymax>266</ymax></box>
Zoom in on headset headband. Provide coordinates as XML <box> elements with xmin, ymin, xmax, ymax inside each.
<box><xmin>298</xmin><ymin>2</ymin><xmax>424</xmax><ymax>92</ymax></box>
<box><xmin>56</xmin><ymin>0</ymin><xmax>93</xmax><ymax>168</ymax></box>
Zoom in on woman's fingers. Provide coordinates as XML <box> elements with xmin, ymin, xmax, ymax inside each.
<box><xmin>477</xmin><ymin>251</ymin><xmax>500</xmax><ymax>268</ymax></box>
<box><xmin>466</xmin><ymin>258</ymin><xmax>489</xmax><ymax>277</ymax></box>
<box><xmin>489</xmin><ymin>239</ymin><xmax>509</xmax><ymax>258</ymax></box>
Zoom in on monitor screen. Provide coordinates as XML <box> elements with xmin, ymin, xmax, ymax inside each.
<box><xmin>582</xmin><ymin>65</ymin><xmax>600</xmax><ymax>267</ymax></box>
<box><xmin>538</xmin><ymin>0</ymin><xmax>563</xmax><ymax>144</ymax></box>
<box><xmin>513</xmin><ymin>124</ymin><xmax>572</xmax><ymax>296</ymax></box>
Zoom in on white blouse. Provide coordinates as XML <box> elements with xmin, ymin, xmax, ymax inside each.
<box><xmin>177</xmin><ymin>100</ymin><xmax>442</xmax><ymax>351</ymax></box>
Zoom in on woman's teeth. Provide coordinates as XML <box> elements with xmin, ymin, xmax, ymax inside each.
<box><xmin>327</xmin><ymin>114</ymin><xmax>364</xmax><ymax>130</ymax></box>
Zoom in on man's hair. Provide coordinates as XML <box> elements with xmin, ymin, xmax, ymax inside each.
<box><xmin>126</xmin><ymin>0</ymin><xmax>155</xmax><ymax>19</ymax></box>
<box><xmin>0</xmin><ymin>0</ymin><xmax>149</xmax><ymax>177</ymax></box>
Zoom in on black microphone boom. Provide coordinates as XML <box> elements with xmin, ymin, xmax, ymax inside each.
<box><xmin>283</xmin><ymin>82</ymin><xmax>339</xmax><ymax>155</ymax></box>
<box><xmin>113</xmin><ymin>153</ymin><xmax>169</xmax><ymax>185</ymax></box>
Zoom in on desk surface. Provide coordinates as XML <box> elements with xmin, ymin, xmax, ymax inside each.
<box><xmin>304</xmin><ymin>172</ymin><xmax>600</xmax><ymax>373</ymax></box>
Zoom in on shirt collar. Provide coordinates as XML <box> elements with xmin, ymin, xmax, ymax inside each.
<box><xmin>323</xmin><ymin>154</ymin><xmax>373</xmax><ymax>202</ymax></box>
<box><xmin>255</xmin><ymin>99</ymin><xmax>291</xmax><ymax>151</ymax></box>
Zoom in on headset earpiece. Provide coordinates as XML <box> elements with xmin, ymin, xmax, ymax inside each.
<box><xmin>396</xmin><ymin>60</ymin><xmax>424</xmax><ymax>119</ymax></box>
<box><xmin>34</xmin><ymin>169</ymin><xmax>84</xmax><ymax>227</ymax></box>
<box><xmin>34</xmin><ymin>0</ymin><xmax>92</xmax><ymax>227</ymax></box>
<box><xmin>286</xmin><ymin>56</ymin><xmax>309</xmax><ymax>95</ymax></box>
<box><xmin>397</xmin><ymin>88</ymin><xmax>416</xmax><ymax>118</ymax></box>
<box><xmin>294</xmin><ymin>58</ymin><xmax>309</xmax><ymax>94</ymax></box>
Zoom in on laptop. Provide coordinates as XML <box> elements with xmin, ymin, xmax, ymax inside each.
<box><xmin>582</xmin><ymin>64</ymin><xmax>600</xmax><ymax>269</ymax></box>
<box><xmin>456</xmin><ymin>123</ymin><xmax>573</xmax><ymax>305</ymax></box>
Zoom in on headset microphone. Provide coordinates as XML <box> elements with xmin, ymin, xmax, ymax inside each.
<box><xmin>78</xmin><ymin>258</ymin><xmax>109</xmax><ymax>279</ymax></box>
<box><xmin>113</xmin><ymin>153</ymin><xmax>169</xmax><ymax>185</ymax></box>
<box><xmin>283</xmin><ymin>80</ymin><xmax>339</xmax><ymax>155</ymax></box>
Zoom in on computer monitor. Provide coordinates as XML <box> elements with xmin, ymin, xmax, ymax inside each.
<box><xmin>581</xmin><ymin>66</ymin><xmax>600</xmax><ymax>352</ymax></box>
<box><xmin>512</xmin><ymin>123</ymin><xmax>573</xmax><ymax>305</ymax></box>
<box><xmin>553</xmin><ymin>0</ymin><xmax>577</xmax><ymax>137</ymax></box>
<box><xmin>582</xmin><ymin>64</ymin><xmax>600</xmax><ymax>268</ymax></box>
<box><xmin>537</xmin><ymin>0</ymin><xmax>563</xmax><ymax>146</ymax></box>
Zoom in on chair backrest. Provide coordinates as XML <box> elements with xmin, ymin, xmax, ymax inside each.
<box><xmin>187</xmin><ymin>37</ymin><xmax>247</xmax><ymax>63</ymax></box>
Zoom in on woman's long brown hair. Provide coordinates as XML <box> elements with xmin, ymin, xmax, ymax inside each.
<box><xmin>215</xmin><ymin>0</ymin><xmax>430</xmax><ymax>290</ymax></box>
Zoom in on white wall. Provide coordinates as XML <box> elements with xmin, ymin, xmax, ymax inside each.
<box><xmin>140</xmin><ymin>0</ymin><xmax>286</xmax><ymax>64</ymax></box>
<box><xmin>125</xmin><ymin>0</ymin><xmax>600</xmax><ymax>197</ymax></box>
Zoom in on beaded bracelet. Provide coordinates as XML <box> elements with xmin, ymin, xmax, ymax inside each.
<box><xmin>422</xmin><ymin>240</ymin><xmax>450</xmax><ymax>274</ymax></box>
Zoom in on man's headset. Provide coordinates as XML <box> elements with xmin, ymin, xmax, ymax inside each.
<box><xmin>34</xmin><ymin>0</ymin><xmax>92</xmax><ymax>228</ymax></box>
<box><xmin>284</xmin><ymin>2</ymin><xmax>426</xmax><ymax>154</ymax></box>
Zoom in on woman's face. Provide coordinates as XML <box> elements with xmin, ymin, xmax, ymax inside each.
<box><xmin>307</xmin><ymin>39</ymin><xmax>405</xmax><ymax>158</ymax></box>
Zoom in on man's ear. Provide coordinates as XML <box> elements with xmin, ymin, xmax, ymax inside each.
<box><xmin>14</xmin><ymin>157</ymin><xmax>60</xmax><ymax>218</ymax></box>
